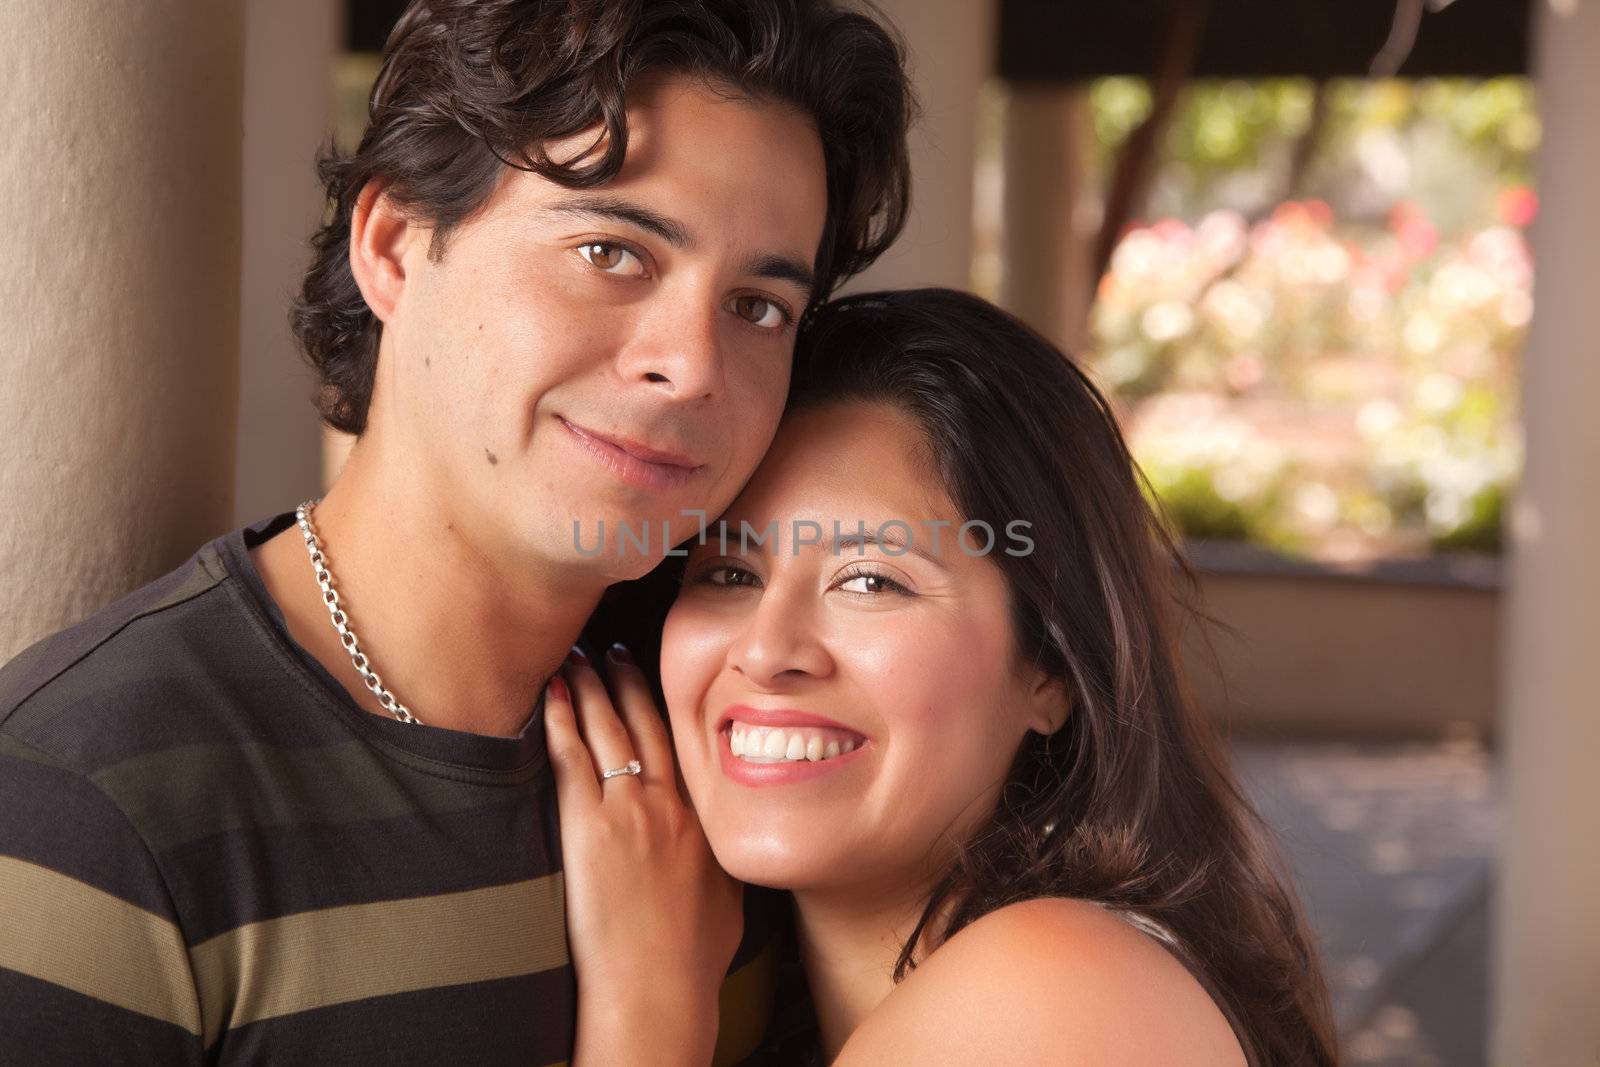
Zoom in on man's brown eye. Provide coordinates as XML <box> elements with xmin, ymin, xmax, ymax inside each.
<box><xmin>584</xmin><ymin>243</ymin><xmax>621</xmax><ymax>269</ymax></box>
<box><xmin>732</xmin><ymin>295</ymin><xmax>785</xmax><ymax>329</ymax></box>
<box><xmin>578</xmin><ymin>242</ymin><xmax>643</xmax><ymax>275</ymax></box>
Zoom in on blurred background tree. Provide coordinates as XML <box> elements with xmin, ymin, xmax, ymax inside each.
<box><xmin>1011</xmin><ymin>76</ymin><xmax>1536</xmax><ymax>560</ymax></box>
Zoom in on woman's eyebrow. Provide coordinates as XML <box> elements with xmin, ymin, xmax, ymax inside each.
<box><xmin>830</xmin><ymin>530</ymin><xmax>950</xmax><ymax>570</ymax></box>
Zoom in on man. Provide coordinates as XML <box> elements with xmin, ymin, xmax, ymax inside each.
<box><xmin>0</xmin><ymin>1</ymin><xmax>912</xmax><ymax>1062</ymax></box>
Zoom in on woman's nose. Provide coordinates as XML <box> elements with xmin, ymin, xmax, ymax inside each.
<box><xmin>724</xmin><ymin>585</ymin><xmax>833</xmax><ymax>687</ymax></box>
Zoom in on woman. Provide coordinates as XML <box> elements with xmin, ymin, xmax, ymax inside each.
<box><xmin>544</xmin><ymin>289</ymin><xmax>1338</xmax><ymax>1065</ymax></box>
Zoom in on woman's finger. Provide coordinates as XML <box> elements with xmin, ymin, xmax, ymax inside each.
<box><xmin>565</xmin><ymin>649</ymin><xmax>644</xmax><ymax>786</ymax></box>
<box><xmin>602</xmin><ymin>646</ymin><xmax>696</xmax><ymax>808</ymax></box>
<box><xmin>601</xmin><ymin>644</ymin><xmax>675</xmax><ymax>780</ymax></box>
<box><xmin>541</xmin><ymin>674</ymin><xmax>601</xmax><ymax>812</ymax></box>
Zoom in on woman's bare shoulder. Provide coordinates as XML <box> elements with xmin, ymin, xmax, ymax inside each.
<box><xmin>833</xmin><ymin>898</ymin><xmax>1247</xmax><ymax>1067</ymax></box>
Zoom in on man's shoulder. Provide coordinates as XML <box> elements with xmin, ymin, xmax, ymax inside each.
<box><xmin>0</xmin><ymin>534</ymin><xmax>259</xmax><ymax>774</ymax></box>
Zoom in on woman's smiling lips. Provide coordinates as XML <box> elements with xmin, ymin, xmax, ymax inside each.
<box><xmin>557</xmin><ymin>415</ymin><xmax>702</xmax><ymax>491</ymax></box>
<box><xmin>715</xmin><ymin>704</ymin><xmax>870</xmax><ymax>787</ymax></box>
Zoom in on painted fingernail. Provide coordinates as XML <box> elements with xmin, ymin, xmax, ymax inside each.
<box><xmin>568</xmin><ymin>645</ymin><xmax>589</xmax><ymax>666</ymax></box>
<box><xmin>548</xmin><ymin>676</ymin><xmax>568</xmax><ymax>700</ymax></box>
<box><xmin>607</xmin><ymin>643</ymin><xmax>632</xmax><ymax>665</ymax></box>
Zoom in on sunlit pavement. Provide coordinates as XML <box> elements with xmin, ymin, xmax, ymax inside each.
<box><xmin>1234</xmin><ymin>737</ymin><xmax>1498</xmax><ymax>1067</ymax></box>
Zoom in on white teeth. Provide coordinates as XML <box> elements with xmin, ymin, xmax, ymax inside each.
<box><xmin>726</xmin><ymin>724</ymin><xmax>863</xmax><ymax>765</ymax></box>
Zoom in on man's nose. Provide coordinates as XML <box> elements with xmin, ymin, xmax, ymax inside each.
<box><xmin>616</xmin><ymin>294</ymin><xmax>724</xmax><ymax>401</ymax></box>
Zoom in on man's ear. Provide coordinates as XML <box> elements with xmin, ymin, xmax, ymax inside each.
<box><xmin>348</xmin><ymin>179</ymin><xmax>420</xmax><ymax>324</ymax></box>
<box><xmin>1024</xmin><ymin>669</ymin><xmax>1071</xmax><ymax>737</ymax></box>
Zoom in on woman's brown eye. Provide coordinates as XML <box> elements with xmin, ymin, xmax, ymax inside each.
<box><xmin>840</xmin><ymin>573</ymin><xmax>892</xmax><ymax>595</ymax></box>
<box><xmin>704</xmin><ymin>566</ymin><xmax>758</xmax><ymax>587</ymax></box>
<box><xmin>587</xmin><ymin>244</ymin><xmax>620</xmax><ymax>269</ymax></box>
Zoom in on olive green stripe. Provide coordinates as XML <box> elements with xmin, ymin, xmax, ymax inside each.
<box><xmin>712</xmin><ymin>938</ymin><xmax>780</xmax><ymax>1067</ymax></box>
<box><xmin>92</xmin><ymin>740</ymin><xmax>516</xmax><ymax>851</ymax></box>
<box><xmin>0</xmin><ymin>555</ymin><xmax>226</xmax><ymax>739</ymax></box>
<box><xmin>189</xmin><ymin>872</ymin><xmax>568</xmax><ymax>1046</ymax></box>
<box><xmin>0</xmin><ymin>729</ymin><xmax>62</xmax><ymax>768</ymax></box>
<box><xmin>0</xmin><ymin>856</ymin><xmax>202</xmax><ymax>1035</ymax></box>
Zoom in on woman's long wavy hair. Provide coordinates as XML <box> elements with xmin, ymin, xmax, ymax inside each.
<box><xmin>293</xmin><ymin>0</ymin><xmax>914</xmax><ymax>435</ymax></box>
<box><xmin>784</xmin><ymin>289</ymin><xmax>1339</xmax><ymax>1066</ymax></box>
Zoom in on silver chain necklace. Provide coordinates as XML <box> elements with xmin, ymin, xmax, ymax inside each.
<box><xmin>295</xmin><ymin>499</ymin><xmax>422</xmax><ymax>724</ymax></box>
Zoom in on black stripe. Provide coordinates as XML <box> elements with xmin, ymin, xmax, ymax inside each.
<box><xmin>0</xmin><ymin>736</ymin><xmax>177</xmax><ymax>916</ymax></box>
<box><xmin>5</xmin><ymin>629</ymin><xmax>358</xmax><ymax>775</ymax></box>
<box><xmin>163</xmin><ymin>793</ymin><xmax>563</xmax><ymax>942</ymax></box>
<box><xmin>0</xmin><ymin>967</ymin><xmax>202</xmax><ymax>1065</ymax></box>
<box><xmin>92</xmin><ymin>737</ymin><xmax>541</xmax><ymax>853</ymax></box>
<box><xmin>0</xmin><ymin>548</ymin><xmax>225</xmax><ymax>735</ymax></box>
<box><xmin>208</xmin><ymin>968</ymin><xmax>578</xmax><ymax>1066</ymax></box>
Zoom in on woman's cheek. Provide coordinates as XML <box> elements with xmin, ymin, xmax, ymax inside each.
<box><xmin>874</xmin><ymin>621</ymin><xmax>1018</xmax><ymax>779</ymax></box>
<box><xmin>659</xmin><ymin>615</ymin><xmax>696</xmax><ymax>732</ymax></box>
<box><xmin>661</xmin><ymin>607</ymin><xmax>729</xmax><ymax>737</ymax></box>
<box><xmin>860</xmin><ymin>615</ymin><xmax>983</xmax><ymax>708</ymax></box>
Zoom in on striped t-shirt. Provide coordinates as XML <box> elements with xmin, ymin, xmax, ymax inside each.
<box><xmin>0</xmin><ymin>512</ymin><xmax>778</xmax><ymax>1064</ymax></box>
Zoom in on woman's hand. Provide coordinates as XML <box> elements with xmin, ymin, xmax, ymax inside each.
<box><xmin>543</xmin><ymin>644</ymin><xmax>744</xmax><ymax>1067</ymax></box>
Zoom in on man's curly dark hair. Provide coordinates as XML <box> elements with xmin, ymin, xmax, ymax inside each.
<box><xmin>292</xmin><ymin>0</ymin><xmax>916</xmax><ymax>436</ymax></box>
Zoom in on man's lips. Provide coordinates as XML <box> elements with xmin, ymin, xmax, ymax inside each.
<box><xmin>557</xmin><ymin>415</ymin><xmax>703</xmax><ymax>490</ymax></box>
<box><xmin>558</xmin><ymin>416</ymin><xmax>700</xmax><ymax>467</ymax></box>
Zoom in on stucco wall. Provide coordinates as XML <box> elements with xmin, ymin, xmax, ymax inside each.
<box><xmin>0</xmin><ymin>2</ymin><xmax>245</xmax><ymax>661</ymax></box>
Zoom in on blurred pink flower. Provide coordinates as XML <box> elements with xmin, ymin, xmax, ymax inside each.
<box><xmin>1388</xmin><ymin>201</ymin><xmax>1439</xmax><ymax>263</ymax></box>
<box><xmin>1496</xmin><ymin>185</ymin><xmax>1538</xmax><ymax>229</ymax></box>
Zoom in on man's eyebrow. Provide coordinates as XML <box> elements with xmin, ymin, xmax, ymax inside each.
<box><xmin>546</xmin><ymin>194</ymin><xmax>692</xmax><ymax>248</ymax></box>
<box><xmin>549</xmin><ymin>193</ymin><xmax>816</xmax><ymax>300</ymax></box>
<box><xmin>744</xmin><ymin>253</ymin><xmax>817</xmax><ymax>301</ymax></box>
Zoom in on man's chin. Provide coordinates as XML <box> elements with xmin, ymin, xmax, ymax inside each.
<box><xmin>585</xmin><ymin>551</ymin><xmax>681</xmax><ymax>586</ymax></box>
<box><xmin>564</xmin><ymin>509</ymin><xmax>709</xmax><ymax>565</ymax></box>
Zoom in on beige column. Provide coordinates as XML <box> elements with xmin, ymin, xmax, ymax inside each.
<box><xmin>846</xmin><ymin>0</ymin><xmax>996</xmax><ymax>293</ymax></box>
<box><xmin>234</xmin><ymin>0</ymin><xmax>340</xmax><ymax>524</ymax></box>
<box><xmin>1492</xmin><ymin>0</ymin><xmax>1600</xmax><ymax>1059</ymax></box>
<box><xmin>1000</xmin><ymin>84</ymin><xmax>1097</xmax><ymax>353</ymax></box>
<box><xmin>0</xmin><ymin>2</ymin><xmax>245</xmax><ymax>661</ymax></box>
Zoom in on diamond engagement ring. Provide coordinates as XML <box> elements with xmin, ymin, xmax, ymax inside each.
<box><xmin>601</xmin><ymin>759</ymin><xmax>643</xmax><ymax>780</ymax></box>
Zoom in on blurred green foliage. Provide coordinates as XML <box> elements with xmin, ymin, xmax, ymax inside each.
<box><xmin>1090</xmin><ymin>76</ymin><xmax>1538</xmax><ymax>227</ymax></box>
<box><xmin>1085</xmin><ymin>77</ymin><xmax>1534</xmax><ymax>560</ymax></box>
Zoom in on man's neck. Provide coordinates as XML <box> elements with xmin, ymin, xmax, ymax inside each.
<box><xmin>251</xmin><ymin>443</ymin><xmax>607</xmax><ymax>739</ymax></box>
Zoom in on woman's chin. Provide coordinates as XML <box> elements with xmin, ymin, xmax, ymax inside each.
<box><xmin>708</xmin><ymin>838</ymin><xmax>849</xmax><ymax>892</ymax></box>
